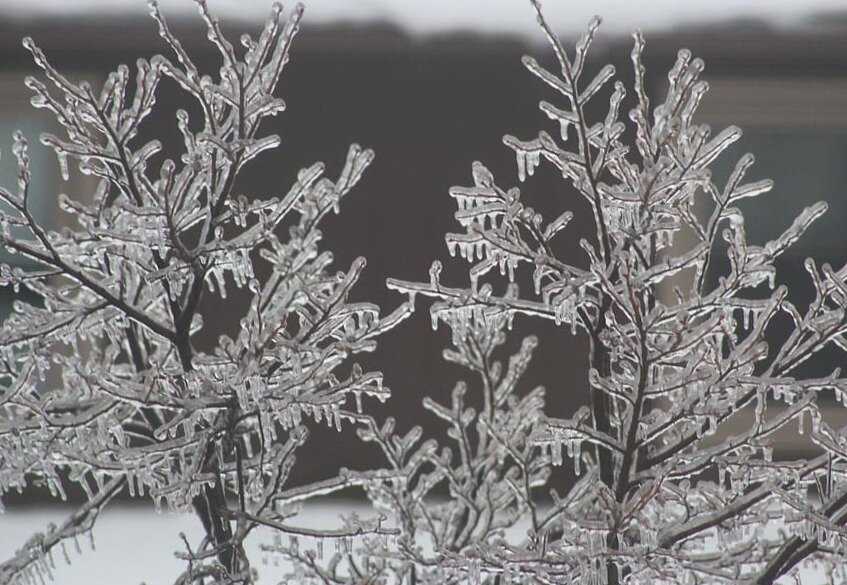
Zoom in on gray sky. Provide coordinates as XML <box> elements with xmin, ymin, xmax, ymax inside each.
<box><xmin>5</xmin><ymin>0</ymin><xmax>846</xmax><ymax>36</ymax></box>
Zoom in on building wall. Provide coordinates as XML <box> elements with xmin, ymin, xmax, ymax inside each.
<box><xmin>0</xmin><ymin>15</ymin><xmax>845</xmax><ymax>497</ymax></box>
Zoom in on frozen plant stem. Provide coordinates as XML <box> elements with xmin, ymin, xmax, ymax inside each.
<box><xmin>4</xmin><ymin>0</ymin><xmax>847</xmax><ymax>583</ymax></box>
<box><xmin>384</xmin><ymin>1</ymin><xmax>847</xmax><ymax>583</ymax></box>
<box><xmin>0</xmin><ymin>1</ymin><xmax>408</xmax><ymax>583</ymax></box>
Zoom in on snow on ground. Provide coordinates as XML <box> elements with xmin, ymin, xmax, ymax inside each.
<box><xmin>1</xmin><ymin>501</ymin><xmax>368</xmax><ymax>584</ymax></box>
<box><xmin>0</xmin><ymin>502</ymin><xmax>836</xmax><ymax>583</ymax></box>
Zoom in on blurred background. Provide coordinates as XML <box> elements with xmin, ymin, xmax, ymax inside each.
<box><xmin>1</xmin><ymin>0</ymin><xmax>846</xmax><ymax>581</ymax></box>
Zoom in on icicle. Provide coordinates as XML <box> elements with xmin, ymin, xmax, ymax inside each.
<box><xmin>236</xmin><ymin>385</ymin><xmax>250</xmax><ymax>410</ymax></box>
<box><xmin>243</xmin><ymin>434</ymin><xmax>254</xmax><ymax>458</ymax></box>
<box><xmin>56</xmin><ymin>149</ymin><xmax>69</xmax><ymax>181</ymax></box>
<box><xmin>516</xmin><ymin>149</ymin><xmax>527</xmax><ymax>182</ymax></box>
<box><xmin>573</xmin><ymin>442</ymin><xmax>581</xmax><ymax>476</ymax></box>
<box><xmin>468</xmin><ymin>559</ymin><xmax>481</xmax><ymax>584</ymax></box>
<box><xmin>527</xmin><ymin>149</ymin><xmax>540</xmax><ymax>177</ymax></box>
<box><xmin>207</xmin><ymin>267</ymin><xmax>228</xmax><ymax>298</ymax></box>
<box><xmin>551</xmin><ymin>440</ymin><xmax>563</xmax><ymax>466</ymax></box>
<box><xmin>570</xmin><ymin>302</ymin><xmax>578</xmax><ymax>335</ymax></box>
<box><xmin>429</xmin><ymin>261</ymin><xmax>442</xmax><ymax>288</ymax></box>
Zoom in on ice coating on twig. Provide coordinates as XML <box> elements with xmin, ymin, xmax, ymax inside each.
<box><xmin>385</xmin><ymin>1</ymin><xmax>847</xmax><ymax>583</ymax></box>
<box><xmin>0</xmin><ymin>2</ymin><xmax>409</xmax><ymax>583</ymax></box>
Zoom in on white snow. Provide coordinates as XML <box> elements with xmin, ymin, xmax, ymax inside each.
<box><xmin>0</xmin><ymin>502</ymin><xmax>364</xmax><ymax>584</ymax></box>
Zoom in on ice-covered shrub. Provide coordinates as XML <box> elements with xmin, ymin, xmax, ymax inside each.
<box><xmin>0</xmin><ymin>2</ymin><xmax>408</xmax><ymax>583</ymax></box>
<box><xmin>384</xmin><ymin>1</ymin><xmax>847</xmax><ymax>583</ymax></box>
<box><xmin>268</xmin><ymin>307</ymin><xmax>548</xmax><ymax>583</ymax></box>
<box><xmin>4</xmin><ymin>0</ymin><xmax>847</xmax><ymax>584</ymax></box>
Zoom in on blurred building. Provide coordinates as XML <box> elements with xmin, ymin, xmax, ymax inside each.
<box><xmin>0</xmin><ymin>8</ymin><xmax>846</xmax><ymax>498</ymax></box>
